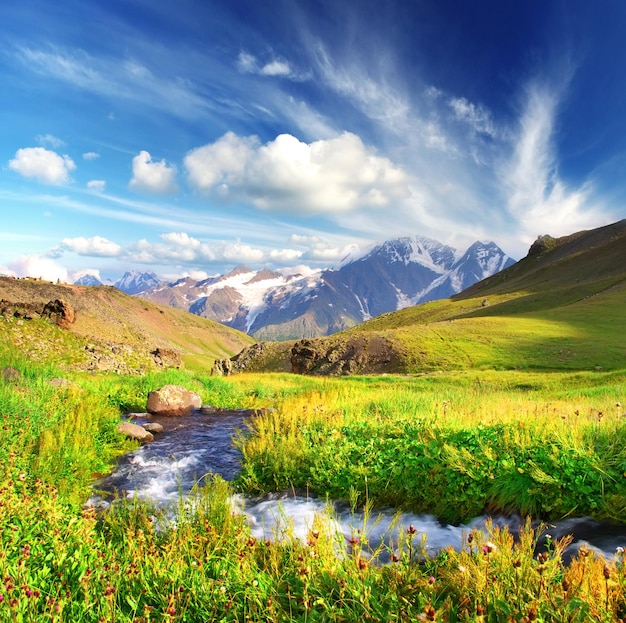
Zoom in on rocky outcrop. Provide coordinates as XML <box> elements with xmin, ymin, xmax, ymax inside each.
<box><xmin>42</xmin><ymin>299</ymin><xmax>76</xmax><ymax>328</ymax></box>
<box><xmin>117</xmin><ymin>422</ymin><xmax>154</xmax><ymax>444</ymax></box>
<box><xmin>290</xmin><ymin>340</ymin><xmax>320</xmax><ymax>374</ymax></box>
<box><xmin>146</xmin><ymin>384</ymin><xmax>202</xmax><ymax>416</ymax></box>
<box><xmin>527</xmin><ymin>235</ymin><xmax>557</xmax><ymax>257</ymax></box>
<box><xmin>289</xmin><ymin>335</ymin><xmax>400</xmax><ymax>376</ymax></box>
<box><xmin>212</xmin><ymin>358</ymin><xmax>233</xmax><ymax>376</ymax></box>
<box><xmin>0</xmin><ymin>298</ymin><xmax>76</xmax><ymax>328</ymax></box>
<box><xmin>151</xmin><ymin>348</ymin><xmax>182</xmax><ymax>369</ymax></box>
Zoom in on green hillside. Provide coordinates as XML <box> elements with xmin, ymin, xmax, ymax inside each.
<box><xmin>0</xmin><ymin>277</ymin><xmax>254</xmax><ymax>373</ymax></box>
<box><xmin>233</xmin><ymin>220</ymin><xmax>626</xmax><ymax>374</ymax></box>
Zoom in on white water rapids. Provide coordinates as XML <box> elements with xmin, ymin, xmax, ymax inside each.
<box><xmin>87</xmin><ymin>409</ymin><xmax>626</xmax><ymax>561</ymax></box>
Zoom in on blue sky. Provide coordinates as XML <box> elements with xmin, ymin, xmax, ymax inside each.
<box><xmin>2</xmin><ymin>0</ymin><xmax>625</xmax><ymax>282</ymax></box>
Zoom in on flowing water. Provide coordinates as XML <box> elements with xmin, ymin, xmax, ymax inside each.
<box><xmin>89</xmin><ymin>409</ymin><xmax>626</xmax><ymax>561</ymax></box>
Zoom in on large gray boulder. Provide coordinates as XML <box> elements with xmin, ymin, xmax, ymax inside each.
<box><xmin>146</xmin><ymin>384</ymin><xmax>202</xmax><ymax>416</ymax></box>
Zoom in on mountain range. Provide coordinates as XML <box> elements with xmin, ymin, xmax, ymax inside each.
<box><xmin>101</xmin><ymin>235</ymin><xmax>515</xmax><ymax>340</ymax></box>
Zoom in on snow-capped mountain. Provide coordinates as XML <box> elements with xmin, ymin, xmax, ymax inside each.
<box><xmin>74</xmin><ymin>274</ymin><xmax>103</xmax><ymax>287</ymax></box>
<box><xmin>114</xmin><ymin>271</ymin><xmax>161</xmax><ymax>295</ymax></box>
<box><xmin>137</xmin><ymin>235</ymin><xmax>515</xmax><ymax>340</ymax></box>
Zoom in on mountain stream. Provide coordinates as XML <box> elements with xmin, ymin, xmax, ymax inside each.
<box><xmin>88</xmin><ymin>409</ymin><xmax>626</xmax><ymax>561</ymax></box>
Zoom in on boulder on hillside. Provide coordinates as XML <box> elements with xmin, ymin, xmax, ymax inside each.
<box><xmin>42</xmin><ymin>299</ymin><xmax>76</xmax><ymax>328</ymax></box>
<box><xmin>212</xmin><ymin>358</ymin><xmax>232</xmax><ymax>376</ymax></box>
<box><xmin>146</xmin><ymin>384</ymin><xmax>202</xmax><ymax>416</ymax></box>
<box><xmin>117</xmin><ymin>422</ymin><xmax>154</xmax><ymax>444</ymax></box>
<box><xmin>1</xmin><ymin>367</ymin><xmax>22</xmax><ymax>383</ymax></box>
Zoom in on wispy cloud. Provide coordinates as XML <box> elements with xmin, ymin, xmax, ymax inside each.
<box><xmin>237</xmin><ymin>50</ymin><xmax>303</xmax><ymax>80</ymax></box>
<box><xmin>501</xmin><ymin>80</ymin><xmax>611</xmax><ymax>243</ymax></box>
<box><xmin>15</xmin><ymin>45</ymin><xmax>210</xmax><ymax>119</ymax></box>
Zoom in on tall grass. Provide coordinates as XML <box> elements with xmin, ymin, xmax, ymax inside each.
<box><xmin>235</xmin><ymin>370</ymin><xmax>626</xmax><ymax>522</ymax></box>
<box><xmin>2</xmin><ymin>357</ymin><xmax>626</xmax><ymax>620</ymax></box>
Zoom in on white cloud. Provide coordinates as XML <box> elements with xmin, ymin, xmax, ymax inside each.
<box><xmin>17</xmin><ymin>46</ymin><xmax>209</xmax><ymax>120</ymax></box>
<box><xmin>61</xmin><ymin>236</ymin><xmax>122</xmax><ymax>257</ymax></box>
<box><xmin>72</xmin><ymin>268</ymin><xmax>103</xmax><ymax>282</ymax></box>
<box><xmin>269</xmin><ymin>248</ymin><xmax>303</xmax><ymax>262</ymax></box>
<box><xmin>502</xmin><ymin>81</ymin><xmax>608</xmax><ymax>240</ymax></box>
<box><xmin>9</xmin><ymin>255</ymin><xmax>69</xmax><ymax>283</ymax></box>
<box><xmin>87</xmin><ymin>179</ymin><xmax>106</xmax><ymax>192</ymax></box>
<box><xmin>125</xmin><ymin>233</ymin><xmax>214</xmax><ymax>263</ymax></box>
<box><xmin>129</xmin><ymin>150</ymin><xmax>178</xmax><ymax>194</ymax></box>
<box><xmin>289</xmin><ymin>233</ymin><xmax>359</xmax><ymax>261</ymax></box>
<box><xmin>185</xmin><ymin>131</ymin><xmax>410</xmax><ymax>214</ymax></box>
<box><xmin>223</xmin><ymin>241</ymin><xmax>264</xmax><ymax>263</ymax></box>
<box><xmin>449</xmin><ymin>97</ymin><xmax>496</xmax><ymax>137</ymax></box>
<box><xmin>237</xmin><ymin>51</ymin><xmax>296</xmax><ymax>79</ymax></box>
<box><xmin>122</xmin><ymin>232</ymin><xmax>264</xmax><ymax>266</ymax></box>
<box><xmin>237</xmin><ymin>51</ymin><xmax>258</xmax><ymax>73</ymax></box>
<box><xmin>37</xmin><ymin>134</ymin><xmax>65</xmax><ymax>148</ymax></box>
<box><xmin>83</xmin><ymin>151</ymin><xmax>100</xmax><ymax>160</ymax></box>
<box><xmin>260</xmin><ymin>59</ymin><xmax>292</xmax><ymax>77</ymax></box>
<box><xmin>185</xmin><ymin>132</ymin><xmax>257</xmax><ymax>191</ymax></box>
<box><xmin>8</xmin><ymin>147</ymin><xmax>75</xmax><ymax>185</ymax></box>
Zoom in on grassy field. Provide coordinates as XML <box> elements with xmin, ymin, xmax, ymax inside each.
<box><xmin>2</xmin><ymin>349</ymin><xmax>626</xmax><ymax>621</ymax></box>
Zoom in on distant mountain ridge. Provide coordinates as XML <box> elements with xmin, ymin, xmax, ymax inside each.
<box><xmin>112</xmin><ymin>234</ymin><xmax>514</xmax><ymax>340</ymax></box>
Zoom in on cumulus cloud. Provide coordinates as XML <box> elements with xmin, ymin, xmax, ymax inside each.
<box><xmin>8</xmin><ymin>147</ymin><xmax>75</xmax><ymax>185</ymax></box>
<box><xmin>223</xmin><ymin>241</ymin><xmax>264</xmax><ymax>262</ymax></box>
<box><xmin>129</xmin><ymin>150</ymin><xmax>178</xmax><ymax>194</ymax></box>
<box><xmin>83</xmin><ymin>151</ymin><xmax>100</xmax><ymax>160</ymax></box>
<box><xmin>9</xmin><ymin>255</ymin><xmax>69</xmax><ymax>283</ymax></box>
<box><xmin>87</xmin><ymin>179</ymin><xmax>106</xmax><ymax>192</ymax></box>
<box><xmin>61</xmin><ymin>236</ymin><xmax>122</xmax><ymax>257</ymax></box>
<box><xmin>269</xmin><ymin>248</ymin><xmax>304</xmax><ymax>262</ymax></box>
<box><xmin>126</xmin><ymin>234</ymin><xmax>213</xmax><ymax>263</ymax></box>
<box><xmin>120</xmin><ymin>232</ymin><xmax>265</xmax><ymax>266</ymax></box>
<box><xmin>260</xmin><ymin>59</ymin><xmax>292</xmax><ymax>77</ymax></box>
<box><xmin>185</xmin><ymin>131</ymin><xmax>410</xmax><ymax>214</ymax></box>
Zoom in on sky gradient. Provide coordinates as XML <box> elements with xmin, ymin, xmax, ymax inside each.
<box><xmin>2</xmin><ymin>0</ymin><xmax>626</xmax><ymax>283</ymax></box>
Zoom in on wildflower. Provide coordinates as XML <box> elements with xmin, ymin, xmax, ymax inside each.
<box><xmin>407</xmin><ymin>524</ymin><xmax>417</xmax><ymax>535</ymax></box>
<box><xmin>252</xmin><ymin>580</ymin><xmax>258</xmax><ymax>587</ymax></box>
<box><xmin>482</xmin><ymin>542</ymin><xmax>495</xmax><ymax>554</ymax></box>
<box><xmin>458</xmin><ymin>564</ymin><xmax>467</xmax><ymax>573</ymax></box>
<box><xmin>616</xmin><ymin>546</ymin><xmax>624</xmax><ymax>555</ymax></box>
<box><xmin>428</xmin><ymin>576</ymin><xmax>435</xmax><ymax>584</ymax></box>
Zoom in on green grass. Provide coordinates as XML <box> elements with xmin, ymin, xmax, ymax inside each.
<box><xmin>234</xmin><ymin>370</ymin><xmax>626</xmax><ymax>523</ymax></box>
<box><xmin>3</xmin><ymin>354</ymin><xmax>626</xmax><ymax>620</ymax></box>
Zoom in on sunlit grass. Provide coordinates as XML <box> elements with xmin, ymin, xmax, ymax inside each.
<box><xmin>2</xmin><ymin>355</ymin><xmax>626</xmax><ymax>620</ymax></box>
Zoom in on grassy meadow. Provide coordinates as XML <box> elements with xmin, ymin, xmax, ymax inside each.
<box><xmin>2</xmin><ymin>344</ymin><xmax>626</xmax><ymax>621</ymax></box>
